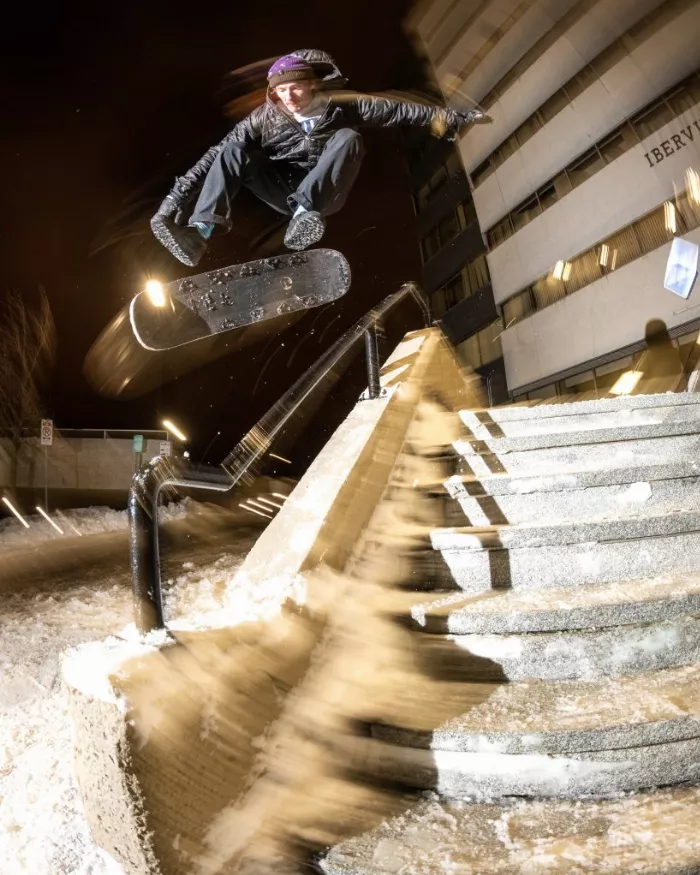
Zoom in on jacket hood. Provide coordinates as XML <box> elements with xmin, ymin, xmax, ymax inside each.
<box><xmin>265</xmin><ymin>49</ymin><xmax>348</xmax><ymax>102</ymax></box>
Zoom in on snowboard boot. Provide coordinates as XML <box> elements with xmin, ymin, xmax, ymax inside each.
<box><xmin>151</xmin><ymin>214</ymin><xmax>208</xmax><ymax>267</ymax></box>
<box><xmin>284</xmin><ymin>210</ymin><xmax>325</xmax><ymax>251</ymax></box>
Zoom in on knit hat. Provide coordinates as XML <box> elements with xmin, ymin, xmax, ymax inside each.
<box><xmin>268</xmin><ymin>55</ymin><xmax>317</xmax><ymax>88</ymax></box>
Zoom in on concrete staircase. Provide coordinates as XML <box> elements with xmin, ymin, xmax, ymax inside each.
<box><xmin>320</xmin><ymin>391</ymin><xmax>700</xmax><ymax>874</ymax></box>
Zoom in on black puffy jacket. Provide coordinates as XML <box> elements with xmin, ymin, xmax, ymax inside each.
<box><xmin>169</xmin><ymin>49</ymin><xmax>467</xmax><ymax>205</ymax></box>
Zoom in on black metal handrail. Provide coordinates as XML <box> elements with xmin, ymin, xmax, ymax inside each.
<box><xmin>128</xmin><ymin>281</ymin><xmax>430</xmax><ymax>634</ymax></box>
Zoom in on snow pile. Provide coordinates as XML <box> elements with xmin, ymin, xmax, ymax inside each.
<box><xmin>0</xmin><ymin>499</ymin><xmax>192</xmax><ymax>549</ymax></box>
<box><xmin>0</xmin><ymin>525</ymin><xmax>259</xmax><ymax>874</ymax></box>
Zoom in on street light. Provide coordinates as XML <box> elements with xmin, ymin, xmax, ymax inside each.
<box><xmin>145</xmin><ymin>279</ymin><xmax>166</xmax><ymax>307</ymax></box>
<box><xmin>162</xmin><ymin>419</ymin><xmax>187</xmax><ymax>442</ymax></box>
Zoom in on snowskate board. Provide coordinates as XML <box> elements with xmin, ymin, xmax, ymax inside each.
<box><xmin>130</xmin><ymin>248</ymin><xmax>351</xmax><ymax>351</ymax></box>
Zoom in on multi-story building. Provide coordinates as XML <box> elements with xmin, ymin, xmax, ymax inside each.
<box><xmin>405</xmin><ymin>0</ymin><xmax>700</xmax><ymax>401</ymax></box>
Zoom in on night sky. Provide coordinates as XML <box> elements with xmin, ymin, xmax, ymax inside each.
<box><xmin>0</xmin><ymin>1</ymin><xmax>428</xmax><ymax>459</ymax></box>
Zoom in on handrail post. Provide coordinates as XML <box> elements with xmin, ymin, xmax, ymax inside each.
<box><xmin>364</xmin><ymin>322</ymin><xmax>381</xmax><ymax>399</ymax></box>
<box><xmin>128</xmin><ymin>458</ymin><xmax>166</xmax><ymax>634</ymax></box>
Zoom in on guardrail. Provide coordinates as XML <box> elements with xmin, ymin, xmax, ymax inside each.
<box><xmin>128</xmin><ymin>282</ymin><xmax>431</xmax><ymax>634</ymax></box>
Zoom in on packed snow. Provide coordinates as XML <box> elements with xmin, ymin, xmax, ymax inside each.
<box><xmin>0</xmin><ymin>499</ymin><xmax>193</xmax><ymax>549</ymax></box>
<box><xmin>0</xmin><ymin>508</ymin><xmax>261</xmax><ymax>875</ymax></box>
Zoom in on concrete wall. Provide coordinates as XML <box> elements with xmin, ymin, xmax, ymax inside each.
<box><xmin>0</xmin><ymin>436</ymin><xmax>164</xmax><ymax>492</ymax></box>
<box><xmin>489</xmin><ymin>101</ymin><xmax>700</xmax><ymax>304</ymax></box>
<box><xmin>457</xmin><ymin>0</ymin><xmax>665</xmax><ymax>175</ymax></box>
<box><xmin>438</xmin><ymin>0</ymin><xmax>580</xmax><ymax>105</ymax></box>
<box><xmin>473</xmin><ymin>1</ymin><xmax>700</xmax><ymax>229</ymax></box>
<box><xmin>501</xmin><ymin>225</ymin><xmax>700</xmax><ymax>392</ymax></box>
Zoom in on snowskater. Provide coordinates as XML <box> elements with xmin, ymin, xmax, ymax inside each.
<box><xmin>152</xmin><ymin>49</ymin><xmax>485</xmax><ymax>267</ymax></box>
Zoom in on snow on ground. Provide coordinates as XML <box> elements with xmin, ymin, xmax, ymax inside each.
<box><xmin>0</xmin><ymin>499</ymin><xmax>193</xmax><ymax>549</ymax></box>
<box><xmin>0</xmin><ymin>524</ymin><xmax>260</xmax><ymax>874</ymax></box>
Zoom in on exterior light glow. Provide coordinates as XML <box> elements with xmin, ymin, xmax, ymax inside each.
<box><xmin>610</xmin><ymin>370</ymin><xmax>643</xmax><ymax>396</ymax></box>
<box><xmin>36</xmin><ymin>506</ymin><xmax>64</xmax><ymax>534</ymax></box>
<box><xmin>162</xmin><ymin>419</ymin><xmax>187</xmax><ymax>442</ymax></box>
<box><xmin>664</xmin><ymin>201</ymin><xmax>677</xmax><ymax>234</ymax></box>
<box><xmin>2</xmin><ymin>497</ymin><xmax>29</xmax><ymax>528</ymax></box>
<box><xmin>145</xmin><ymin>280</ymin><xmax>166</xmax><ymax>307</ymax></box>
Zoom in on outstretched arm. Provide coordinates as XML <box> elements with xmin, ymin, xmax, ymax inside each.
<box><xmin>350</xmin><ymin>93</ymin><xmax>484</xmax><ymax>139</ymax></box>
<box><xmin>157</xmin><ymin>108</ymin><xmax>264</xmax><ymax>223</ymax></box>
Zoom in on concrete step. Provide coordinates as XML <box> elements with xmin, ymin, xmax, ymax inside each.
<box><xmin>460</xmin><ymin>396</ymin><xmax>700</xmax><ymax>440</ymax></box>
<box><xmin>467</xmin><ymin>391</ymin><xmax>700</xmax><ymax>423</ymax></box>
<box><xmin>454</xmin><ymin>432</ymin><xmax>700</xmax><ymax>478</ymax></box>
<box><xmin>432</xmin><ymin>526</ymin><xmax>700</xmax><ymax>593</ymax></box>
<box><xmin>440</xmin><ymin>467</ymin><xmax>700</xmax><ymax>527</ymax></box>
<box><xmin>430</xmin><ymin>511</ymin><xmax>700</xmax><ymax>551</ymax></box>
<box><xmin>366</xmin><ymin>664</ymin><xmax>700</xmax><ymax>755</ymax></box>
<box><xmin>405</xmin><ymin>572</ymin><xmax>700</xmax><ymax>634</ymax></box>
<box><xmin>335</xmin><ymin>731</ymin><xmax>700</xmax><ymax>799</ymax></box>
<box><xmin>410</xmin><ymin>616</ymin><xmax>700</xmax><ymax>680</ymax></box>
<box><xmin>455</xmin><ymin>418</ymin><xmax>700</xmax><ymax>456</ymax></box>
<box><xmin>320</xmin><ymin>786</ymin><xmax>700</xmax><ymax>874</ymax></box>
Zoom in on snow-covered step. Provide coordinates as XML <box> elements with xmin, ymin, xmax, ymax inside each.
<box><xmin>456</xmin><ymin>419</ymin><xmax>700</xmax><ymax>456</ymax></box>
<box><xmin>431</xmin><ymin>511</ymin><xmax>700</xmax><ymax>551</ymax></box>
<box><xmin>405</xmin><ymin>572</ymin><xmax>700</xmax><ymax>634</ymax></box>
<box><xmin>367</xmin><ymin>664</ymin><xmax>700</xmax><ymax>755</ymax></box>
<box><xmin>460</xmin><ymin>397</ymin><xmax>700</xmax><ymax>440</ymax></box>
<box><xmin>320</xmin><ymin>786</ymin><xmax>700</xmax><ymax>875</ymax></box>
<box><xmin>454</xmin><ymin>432</ymin><xmax>700</xmax><ymax>478</ymax></box>
<box><xmin>430</xmin><ymin>527</ymin><xmax>700</xmax><ymax>592</ymax></box>
<box><xmin>441</xmin><ymin>468</ymin><xmax>700</xmax><ymax>527</ymax></box>
<box><xmin>412</xmin><ymin>615</ymin><xmax>700</xmax><ymax>680</ymax></box>
<box><xmin>465</xmin><ymin>391</ymin><xmax>700</xmax><ymax>423</ymax></box>
<box><xmin>334</xmin><ymin>731</ymin><xmax>700</xmax><ymax>798</ymax></box>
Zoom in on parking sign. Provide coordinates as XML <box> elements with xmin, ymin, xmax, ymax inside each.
<box><xmin>159</xmin><ymin>440</ymin><xmax>172</xmax><ymax>457</ymax></box>
<box><xmin>40</xmin><ymin>419</ymin><xmax>53</xmax><ymax>446</ymax></box>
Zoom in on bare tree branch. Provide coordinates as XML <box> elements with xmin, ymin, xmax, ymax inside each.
<box><xmin>0</xmin><ymin>288</ymin><xmax>56</xmax><ymax>489</ymax></box>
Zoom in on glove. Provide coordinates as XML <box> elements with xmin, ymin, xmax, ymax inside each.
<box><xmin>458</xmin><ymin>109</ymin><xmax>487</xmax><ymax>124</ymax></box>
<box><xmin>443</xmin><ymin>108</ymin><xmax>488</xmax><ymax>140</ymax></box>
<box><xmin>154</xmin><ymin>191</ymin><xmax>190</xmax><ymax>227</ymax></box>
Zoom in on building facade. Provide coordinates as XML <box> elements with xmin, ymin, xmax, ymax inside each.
<box><xmin>405</xmin><ymin>0</ymin><xmax>700</xmax><ymax>401</ymax></box>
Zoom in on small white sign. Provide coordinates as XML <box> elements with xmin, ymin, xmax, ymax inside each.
<box><xmin>664</xmin><ymin>237</ymin><xmax>699</xmax><ymax>299</ymax></box>
<box><xmin>159</xmin><ymin>440</ymin><xmax>172</xmax><ymax>457</ymax></box>
<box><xmin>40</xmin><ymin>419</ymin><xmax>53</xmax><ymax>446</ymax></box>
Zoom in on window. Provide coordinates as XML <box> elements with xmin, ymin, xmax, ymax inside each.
<box><xmin>446</xmin><ymin>150</ymin><xmax>463</xmax><ymax>177</ymax></box>
<box><xmin>502</xmin><ymin>290</ymin><xmax>534</xmax><ymax>324</ymax></box>
<box><xmin>481</xmin><ymin>66</ymin><xmax>700</xmax><ymax>249</ymax></box>
<box><xmin>471</xmin><ymin>159</ymin><xmax>492</xmax><ymax>188</ymax></box>
<box><xmin>598</xmin><ymin>131</ymin><xmax>628</xmax><ymax>164</ymax></box>
<box><xmin>589</xmin><ymin>39</ymin><xmax>627</xmax><ymax>79</ymax></box>
<box><xmin>421</xmin><ymin>229</ymin><xmax>440</xmax><ymax>263</ymax></box>
<box><xmin>565</xmin><ymin>65</ymin><xmax>597</xmax><ymax>102</ymax></box>
<box><xmin>512</xmin><ymin>196</ymin><xmax>541</xmax><ymax>232</ymax></box>
<box><xmin>457</xmin><ymin>198</ymin><xmax>478</xmax><ymax>229</ymax></box>
<box><xmin>456</xmin><ymin>322</ymin><xmax>504</xmax><ymax>370</ymax></box>
<box><xmin>568</xmin><ymin>148</ymin><xmax>605</xmax><ymax>188</ymax></box>
<box><xmin>434</xmin><ymin>273</ymin><xmax>466</xmax><ymax>318</ymax></box>
<box><xmin>499</xmin><ymin>190</ymin><xmax>700</xmax><ymax>328</ymax></box>
<box><xmin>514</xmin><ymin>111</ymin><xmax>544</xmax><ymax>148</ymax></box>
<box><xmin>438</xmin><ymin>211</ymin><xmax>461</xmax><ymax>248</ymax></box>
<box><xmin>552</xmin><ymin>170</ymin><xmax>573</xmax><ymax>200</ymax></box>
<box><xmin>487</xmin><ymin>215</ymin><xmax>514</xmax><ymax>249</ymax></box>
<box><xmin>630</xmin><ymin>100</ymin><xmax>675</xmax><ymax>140</ymax></box>
<box><xmin>667</xmin><ymin>84</ymin><xmax>699</xmax><ymax>116</ymax></box>
<box><xmin>465</xmin><ymin>254</ymin><xmax>490</xmax><ymax>293</ymax></box>
<box><xmin>478</xmin><ymin>320</ymin><xmax>504</xmax><ymax>365</ymax></box>
<box><xmin>537</xmin><ymin>184</ymin><xmax>558</xmax><ymax>211</ymax></box>
<box><xmin>539</xmin><ymin>89</ymin><xmax>569</xmax><ymax>124</ymax></box>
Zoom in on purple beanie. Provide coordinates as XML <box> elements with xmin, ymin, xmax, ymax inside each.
<box><xmin>268</xmin><ymin>55</ymin><xmax>317</xmax><ymax>88</ymax></box>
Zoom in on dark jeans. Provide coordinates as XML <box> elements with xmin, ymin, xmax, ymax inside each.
<box><xmin>189</xmin><ymin>128</ymin><xmax>365</xmax><ymax>230</ymax></box>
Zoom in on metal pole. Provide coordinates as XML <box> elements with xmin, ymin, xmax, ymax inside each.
<box><xmin>364</xmin><ymin>323</ymin><xmax>381</xmax><ymax>399</ymax></box>
<box><xmin>44</xmin><ymin>446</ymin><xmax>48</xmax><ymax>511</ymax></box>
